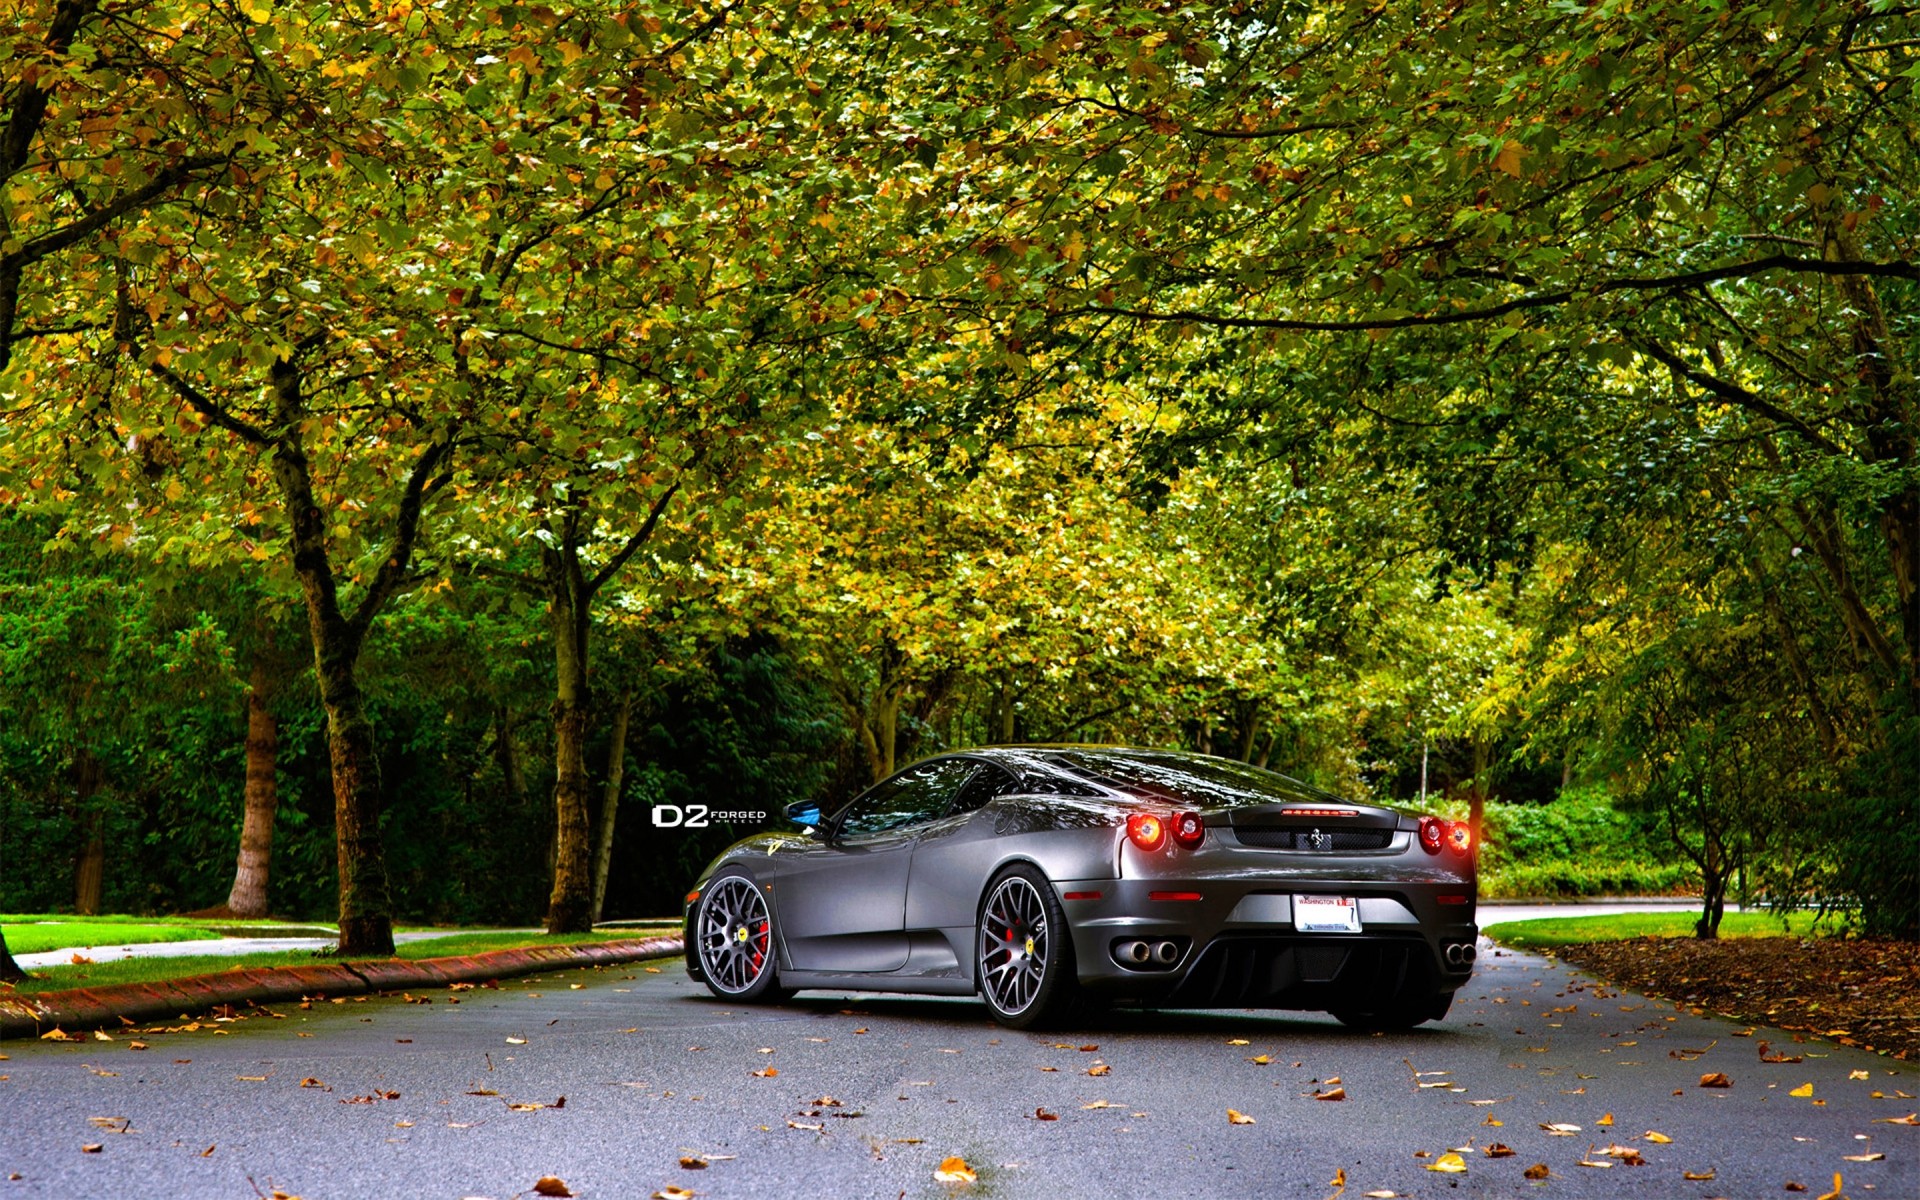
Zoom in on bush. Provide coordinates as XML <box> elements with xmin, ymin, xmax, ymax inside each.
<box><xmin>1435</xmin><ymin>786</ymin><xmax>1692</xmax><ymax>899</ymax></box>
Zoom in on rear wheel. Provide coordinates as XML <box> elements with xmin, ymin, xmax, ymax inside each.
<box><xmin>977</xmin><ymin>864</ymin><xmax>1077</xmax><ymax>1029</ymax></box>
<box><xmin>693</xmin><ymin>870</ymin><xmax>793</xmax><ymax>1003</ymax></box>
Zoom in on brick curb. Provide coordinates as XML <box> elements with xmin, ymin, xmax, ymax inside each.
<box><xmin>0</xmin><ymin>934</ymin><xmax>683</xmax><ymax>1040</ymax></box>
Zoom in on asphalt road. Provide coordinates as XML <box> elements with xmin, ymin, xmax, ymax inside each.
<box><xmin>1</xmin><ymin>940</ymin><xmax>1912</xmax><ymax>1199</ymax></box>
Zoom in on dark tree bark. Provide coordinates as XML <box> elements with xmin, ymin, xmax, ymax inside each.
<box><xmin>223</xmin><ymin>652</ymin><xmax>280</xmax><ymax>918</ymax></box>
<box><xmin>543</xmin><ymin>484</ymin><xmax>678</xmax><ymax>935</ymax></box>
<box><xmin>590</xmin><ymin>691</ymin><xmax>632</xmax><ymax>924</ymax></box>
<box><xmin>72</xmin><ymin>750</ymin><xmax>105</xmax><ymax>915</ymax></box>
<box><xmin>0</xmin><ymin>926</ymin><xmax>24</xmax><ymax>983</ymax></box>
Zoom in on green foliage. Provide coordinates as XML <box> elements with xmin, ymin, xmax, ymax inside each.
<box><xmin>1437</xmin><ymin>788</ymin><xmax>1686</xmax><ymax>900</ymax></box>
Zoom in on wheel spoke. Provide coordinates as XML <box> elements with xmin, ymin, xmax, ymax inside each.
<box><xmin>979</xmin><ymin>876</ymin><xmax>1055</xmax><ymax>1017</ymax></box>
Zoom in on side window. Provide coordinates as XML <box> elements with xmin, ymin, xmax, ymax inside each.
<box><xmin>951</xmin><ymin>762</ymin><xmax>1021</xmax><ymax>814</ymax></box>
<box><xmin>835</xmin><ymin>758</ymin><xmax>979</xmax><ymax>838</ymax></box>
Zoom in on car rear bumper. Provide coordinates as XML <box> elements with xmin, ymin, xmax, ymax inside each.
<box><xmin>1057</xmin><ymin>877</ymin><xmax>1477</xmax><ymax>1008</ymax></box>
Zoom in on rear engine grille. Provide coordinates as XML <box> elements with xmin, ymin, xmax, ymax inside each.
<box><xmin>1234</xmin><ymin>828</ymin><xmax>1392</xmax><ymax>851</ymax></box>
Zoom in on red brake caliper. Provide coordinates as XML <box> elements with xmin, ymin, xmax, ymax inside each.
<box><xmin>752</xmin><ymin>920</ymin><xmax>768</xmax><ymax>969</ymax></box>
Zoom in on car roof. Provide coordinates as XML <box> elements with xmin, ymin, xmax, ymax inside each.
<box><xmin>946</xmin><ymin>744</ymin><xmax>1350</xmax><ymax>806</ymax></box>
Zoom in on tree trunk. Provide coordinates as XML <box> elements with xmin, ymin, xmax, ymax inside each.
<box><xmin>224</xmin><ymin>654</ymin><xmax>279</xmax><ymax>918</ymax></box>
<box><xmin>995</xmin><ymin>668</ymin><xmax>1016</xmax><ymax>743</ymax></box>
<box><xmin>1468</xmin><ymin>735</ymin><xmax>1490</xmax><ymax>848</ymax></box>
<box><xmin>544</xmin><ymin>539</ymin><xmax>596</xmax><ymax>935</ymax></box>
<box><xmin>73</xmin><ymin>751</ymin><xmax>105</xmax><ymax>915</ymax></box>
<box><xmin>590</xmin><ymin>692</ymin><xmax>632</xmax><ymax>924</ymax></box>
<box><xmin>0</xmin><ymin>926</ymin><xmax>24</xmax><ymax>983</ymax></box>
<box><xmin>273</xmin><ymin>421</ymin><xmax>396</xmax><ymax>958</ymax></box>
<box><xmin>494</xmin><ymin>705</ymin><xmax>528</xmax><ymax>806</ymax></box>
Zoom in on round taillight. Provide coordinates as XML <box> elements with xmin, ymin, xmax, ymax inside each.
<box><xmin>1126</xmin><ymin>812</ymin><xmax>1167</xmax><ymax>852</ymax></box>
<box><xmin>1446</xmin><ymin>821</ymin><xmax>1473</xmax><ymax>856</ymax></box>
<box><xmin>1418</xmin><ymin>816</ymin><xmax>1445</xmax><ymax>855</ymax></box>
<box><xmin>1170</xmin><ymin>811</ymin><xmax>1205</xmax><ymax>849</ymax></box>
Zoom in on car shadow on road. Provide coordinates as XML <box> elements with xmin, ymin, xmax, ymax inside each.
<box><xmin>679</xmin><ymin>989</ymin><xmax>1462</xmax><ymax>1040</ymax></box>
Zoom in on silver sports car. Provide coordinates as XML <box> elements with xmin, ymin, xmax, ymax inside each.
<box><xmin>682</xmin><ymin>746</ymin><xmax>1478</xmax><ymax>1029</ymax></box>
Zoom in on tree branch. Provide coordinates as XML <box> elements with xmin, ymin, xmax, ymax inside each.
<box><xmin>1629</xmin><ymin>337</ymin><xmax>1852</xmax><ymax>459</ymax></box>
<box><xmin>347</xmin><ymin>432</ymin><xmax>456</xmax><ymax>639</ymax></box>
<box><xmin>1065</xmin><ymin>255</ymin><xmax>1920</xmax><ymax>332</ymax></box>
<box><xmin>585</xmin><ymin>480</ymin><xmax>681</xmax><ymax>599</ymax></box>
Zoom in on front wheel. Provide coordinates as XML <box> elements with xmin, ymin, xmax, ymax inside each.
<box><xmin>693</xmin><ymin>870</ymin><xmax>793</xmax><ymax>1003</ymax></box>
<box><xmin>977</xmin><ymin>864</ymin><xmax>1078</xmax><ymax>1029</ymax></box>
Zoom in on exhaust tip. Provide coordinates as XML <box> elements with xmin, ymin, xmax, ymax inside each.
<box><xmin>1119</xmin><ymin>940</ymin><xmax>1152</xmax><ymax>964</ymax></box>
<box><xmin>1152</xmin><ymin>940</ymin><xmax>1181</xmax><ymax>965</ymax></box>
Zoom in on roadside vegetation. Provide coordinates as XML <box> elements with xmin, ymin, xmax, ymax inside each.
<box><xmin>2</xmin><ymin>0</ymin><xmax>1913</xmax><ymax>987</ymax></box>
<box><xmin>6</xmin><ymin>928</ymin><xmax>675</xmax><ymax>996</ymax></box>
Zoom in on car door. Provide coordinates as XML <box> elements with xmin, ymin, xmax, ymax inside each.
<box><xmin>903</xmin><ymin>760</ymin><xmax>1025</xmax><ymax>936</ymax></box>
<box><xmin>775</xmin><ymin>756</ymin><xmax>980</xmax><ymax>972</ymax></box>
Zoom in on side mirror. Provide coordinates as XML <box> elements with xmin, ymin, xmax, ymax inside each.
<box><xmin>783</xmin><ymin>801</ymin><xmax>823</xmax><ymax>833</ymax></box>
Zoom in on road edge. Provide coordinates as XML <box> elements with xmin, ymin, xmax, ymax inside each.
<box><xmin>0</xmin><ymin>934</ymin><xmax>684</xmax><ymax>1040</ymax></box>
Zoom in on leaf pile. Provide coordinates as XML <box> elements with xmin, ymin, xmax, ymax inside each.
<box><xmin>1550</xmin><ymin>937</ymin><xmax>1920</xmax><ymax>1060</ymax></box>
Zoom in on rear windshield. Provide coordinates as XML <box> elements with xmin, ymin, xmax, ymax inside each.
<box><xmin>1042</xmin><ymin>750</ymin><xmax>1338</xmax><ymax>809</ymax></box>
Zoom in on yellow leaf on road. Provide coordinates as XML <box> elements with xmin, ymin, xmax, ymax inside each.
<box><xmin>1644</xmin><ymin>1131</ymin><xmax>1673</xmax><ymax>1143</ymax></box>
<box><xmin>1227</xmin><ymin>1108</ymin><xmax>1256</xmax><ymax>1125</ymax></box>
<box><xmin>1816</xmin><ymin>1172</ymin><xmax>1845</xmax><ymax>1200</ymax></box>
<box><xmin>1791</xmin><ymin>1083</ymin><xmax>1815</xmax><ymax>1098</ymax></box>
<box><xmin>1684</xmin><ymin>1169</ymin><xmax>1716</xmax><ymax>1181</ymax></box>
<box><xmin>1426</xmin><ymin>1152</ymin><xmax>1467</xmax><ymax>1174</ymax></box>
<box><xmin>933</xmin><ymin>1155</ymin><xmax>977</xmax><ymax>1183</ymax></box>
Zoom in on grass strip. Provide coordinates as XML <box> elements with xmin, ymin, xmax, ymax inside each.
<box><xmin>4</xmin><ymin>928</ymin><xmax>676</xmax><ymax>995</ymax></box>
<box><xmin>1</xmin><ymin>922</ymin><xmax>224</xmax><ymax>955</ymax></box>
<box><xmin>1481</xmin><ymin>910</ymin><xmax>1842</xmax><ymax>950</ymax></box>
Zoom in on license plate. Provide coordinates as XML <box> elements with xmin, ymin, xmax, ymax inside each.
<box><xmin>1293</xmin><ymin>894</ymin><xmax>1361</xmax><ymax>933</ymax></box>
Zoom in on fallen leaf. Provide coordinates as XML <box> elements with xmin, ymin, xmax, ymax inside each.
<box><xmin>1523</xmin><ymin>1163</ymin><xmax>1551</xmax><ymax>1180</ymax></box>
<box><xmin>679</xmin><ymin>1157</ymin><xmax>708</xmax><ymax>1169</ymax></box>
<box><xmin>1227</xmin><ymin>1108</ymin><xmax>1257</xmax><ymax>1125</ymax></box>
<box><xmin>1315</xmin><ymin>1088</ymin><xmax>1347</xmax><ymax>1102</ymax></box>
<box><xmin>810</xmin><ymin>1096</ymin><xmax>843</xmax><ymax>1107</ymax></box>
<box><xmin>236</xmin><ymin>1075</ymin><xmax>268</xmax><ymax>1082</ymax></box>
<box><xmin>1227</xmin><ymin>1039</ymin><xmax>1250</xmax><ymax>1046</ymax></box>
<box><xmin>1601</xmin><ymin>1143</ymin><xmax>1646</xmax><ymax>1165</ymax></box>
<box><xmin>1644</xmin><ymin>1130</ymin><xmax>1673</xmax><ymax>1143</ymax></box>
<box><xmin>786</xmin><ymin>1119</ymin><xmax>821</xmax><ymax>1131</ymax></box>
<box><xmin>1816</xmin><ymin>1173</ymin><xmax>1844</xmax><ymax>1200</ymax></box>
<box><xmin>92</xmin><ymin>1030</ymin><xmax>113</xmax><ymax>1042</ymax></box>
<box><xmin>1331</xmin><ymin>1166</ymin><xmax>1346</xmax><ymax>1187</ymax></box>
<box><xmin>1871</xmin><ymin>1113</ymin><xmax>1917</xmax><ymax>1125</ymax></box>
<box><xmin>1840</xmin><ymin>1153</ymin><xmax>1884</xmax><ymax>1163</ymax></box>
<box><xmin>1540</xmin><ymin>1123</ymin><xmax>1581</xmax><ymax>1135</ymax></box>
<box><xmin>1849</xmin><ymin>1069</ymin><xmax>1870</xmax><ymax>1081</ymax></box>
<box><xmin>127</xmin><ymin>1041</ymin><xmax>148</xmax><ymax>1051</ymax></box>
<box><xmin>81</xmin><ymin>1144</ymin><xmax>103</xmax><ymax>1154</ymax></box>
<box><xmin>1597</xmin><ymin>1112</ymin><xmax>1613</xmax><ymax>1126</ymax></box>
<box><xmin>1082</xmin><ymin>1100</ymin><xmax>1121</xmax><ymax>1110</ymax></box>
<box><xmin>1482</xmin><ymin>1116</ymin><xmax>1503</xmax><ymax>1127</ymax></box>
<box><xmin>1786</xmin><ymin>1183</ymin><xmax>1808</xmax><ymax>1193</ymax></box>
<box><xmin>1323</xmin><ymin>1076</ymin><xmax>1343</xmax><ymax>1085</ymax></box>
<box><xmin>1087</xmin><ymin>1064</ymin><xmax>1110</xmax><ymax>1077</ymax></box>
<box><xmin>653</xmin><ymin>1189</ymin><xmax>694</xmax><ymax>1200</ymax></box>
<box><xmin>1699</xmin><ymin>1072</ymin><xmax>1732</xmax><ymax>1088</ymax></box>
<box><xmin>1791</xmin><ymin>1083</ymin><xmax>1815</xmax><ymax>1098</ymax></box>
<box><xmin>933</xmin><ymin>1155</ymin><xmax>977</xmax><ymax>1183</ymax></box>
<box><xmin>41</xmin><ymin>1028</ymin><xmax>74</xmax><ymax>1042</ymax></box>
<box><xmin>1362</xmin><ymin>1192</ymin><xmax>1398</xmax><ymax>1199</ymax></box>
<box><xmin>1034</xmin><ymin>1108</ymin><xmax>1058</xmax><ymax>1121</ymax></box>
<box><xmin>506</xmin><ymin>1037</ymin><xmax>527</xmax><ymax>1046</ymax></box>
<box><xmin>1247</xmin><ymin>1055</ymin><xmax>1271</xmax><ymax>1065</ymax></box>
<box><xmin>1079</xmin><ymin>1044</ymin><xmax>1099</xmax><ymax>1052</ymax></box>
<box><xmin>751</xmin><ymin>1067</ymin><xmax>778</xmax><ymax>1078</ymax></box>
<box><xmin>1426</xmin><ymin>1152</ymin><xmax>1467</xmax><ymax>1174</ymax></box>
<box><xmin>1485</xmin><ymin>1143</ymin><xmax>1515</xmax><ymax>1158</ymax></box>
<box><xmin>300</xmin><ymin>1077</ymin><xmax>328</xmax><ymax>1089</ymax></box>
<box><xmin>508</xmin><ymin>1103</ymin><xmax>547</xmax><ymax>1112</ymax></box>
<box><xmin>1683</xmin><ymin>1168</ymin><xmax>1716</xmax><ymax>1181</ymax></box>
<box><xmin>1576</xmin><ymin>1157</ymin><xmax>1614</xmax><ymax>1168</ymax></box>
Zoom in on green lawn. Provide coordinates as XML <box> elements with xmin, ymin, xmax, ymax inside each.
<box><xmin>1</xmin><ymin>920</ymin><xmax>223</xmax><ymax>955</ymax></box>
<box><xmin>1482</xmin><ymin>910</ymin><xmax>1840</xmax><ymax>950</ymax></box>
<box><xmin>3</xmin><ymin>927</ymin><xmax>679</xmax><ymax>995</ymax></box>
